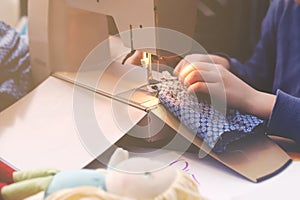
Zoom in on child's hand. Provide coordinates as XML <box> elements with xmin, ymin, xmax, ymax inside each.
<box><xmin>173</xmin><ymin>54</ymin><xmax>230</xmax><ymax>76</ymax></box>
<box><xmin>173</xmin><ymin>58</ymin><xmax>275</xmax><ymax>119</ymax></box>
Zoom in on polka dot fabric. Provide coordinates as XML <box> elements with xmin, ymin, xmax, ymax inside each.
<box><xmin>156</xmin><ymin>71</ymin><xmax>264</xmax><ymax>153</ymax></box>
<box><xmin>0</xmin><ymin>21</ymin><xmax>31</xmax><ymax>111</ymax></box>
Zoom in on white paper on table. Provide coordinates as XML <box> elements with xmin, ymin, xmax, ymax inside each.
<box><xmin>125</xmin><ymin>147</ymin><xmax>299</xmax><ymax>200</ymax></box>
<box><xmin>0</xmin><ymin>77</ymin><xmax>147</xmax><ymax>170</ymax></box>
<box><xmin>231</xmin><ymin>161</ymin><xmax>300</xmax><ymax>200</ymax></box>
<box><xmin>172</xmin><ymin>153</ymin><xmax>299</xmax><ymax>200</ymax></box>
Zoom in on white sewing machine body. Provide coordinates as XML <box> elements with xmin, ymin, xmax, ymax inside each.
<box><xmin>28</xmin><ymin>0</ymin><xmax>198</xmax><ymax>86</ymax></box>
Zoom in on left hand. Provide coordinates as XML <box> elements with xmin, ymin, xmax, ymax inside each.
<box><xmin>124</xmin><ymin>50</ymin><xmax>182</xmax><ymax>68</ymax></box>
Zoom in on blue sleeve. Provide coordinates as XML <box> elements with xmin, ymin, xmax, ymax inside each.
<box><xmin>229</xmin><ymin>0</ymin><xmax>283</xmax><ymax>92</ymax></box>
<box><xmin>267</xmin><ymin>90</ymin><xmax>300</xmax><ymax>142</ymax></box>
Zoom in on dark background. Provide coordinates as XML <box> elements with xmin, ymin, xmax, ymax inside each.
<box><xmin>194</xmin><ymin>0</ymin><xmax>270</xmax><ymax>62</ymax></box>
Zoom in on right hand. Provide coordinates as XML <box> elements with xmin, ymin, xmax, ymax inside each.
<box><xmin>173</xmin><ymin>54</ymin><xmax>230</xmax><ymax>76</ymax></box>
<box><xmin>173</xmin><ymin>55</ymin><xmax>276</xmax><ymax>119</ymax></box>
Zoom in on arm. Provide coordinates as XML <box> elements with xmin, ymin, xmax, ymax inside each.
<box><xmin>174</xmin><ymin>58</ymin><xmax>300</xmax><ymax>143</ymax></box>
<box><xmin>227</xmin><ymin>0</ymin><xmax>281</xmax><ymax>93</ymax></box>
<box><xmin>225</xmin><ymin>0</ymin><xmax>279</xmax><ymax>92</ymax></box>
<box><xmin>180</xmin><ymin>0</ymin><xmax>281</xmax><ymax>93</ymax></box>
<box><xmin>267</xmin><ymin>90</ymin><xmax>300</xmax><ymax>142</ymax></box>
<box><xmin>173</xmin><ymin>0</ymin><xmax>283</xmax><ymax>114</ymax></box>
<box><xmin>174</xmin><ymin>0</ymin><xmax>300</xmax><ymax>142</ymax></box>
<box><xmin>174</xmin><ymin>59</ymin><xmax>300</xmax><ymax>142</ymax></box>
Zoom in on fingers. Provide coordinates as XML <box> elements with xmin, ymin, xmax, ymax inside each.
<box><xmin>173</xmin><ymin>54</ymin><xmax>215</xmax><ymax>76</ymax></box>
<box><xmin>173</xmin><ymin>59</ymin><xmax>187</xmax><ymax>76</ymax></box>
<box><xmin>175</xmin><ymin>62</ymin><xmax>220</xmax><ymax>85</ymax></box>
<box><xmin>179</xmin><ymin>63</ymin><xmax>214</xmax><ymax>81</ymax></box>
<box><xmin>173</xmin><ymin>59</ymin><xmax>199</xmax><ymax>76</ymax></box>
<box><xmin>173</xmin><ymin>60</ymin><xmax>224</xmax><ymax>96</ymax></box>
<box><xmin>124</xmin><ymin>50</ymin><xmax>142</xmax><ymax>65</ymax></box>
<box><xmin>187</xmin><ymin>82</ymin><xmax>208</xmax><ymax>93</ymax></box>
<box><xmin>183</xmin><ymin>70</ymin><xmax>219</xmax><ymax>87</ymax></box>
<box><xmin>186</xmin><ymin>82</ymin><xmax>220</xmax><ymax>95</ymax></box>
<box><xmin>175</xmin><ymin>61</ymin><xmax>218</xmax><ymax>77</ymax></box>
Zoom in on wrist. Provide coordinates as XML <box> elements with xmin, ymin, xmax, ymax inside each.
<box><xmin>246</xmin><ymin>90</ymin><xmax>276</xmax><ymax>119</ymax></box>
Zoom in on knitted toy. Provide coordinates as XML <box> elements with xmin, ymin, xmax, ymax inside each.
<box><xmin>0</xmin><ymin>21</ymin><xmax>32</xmax><ymax>111</ymax></box>
<box><xmin>0</xmin><ymin>148</ymin><xmax>204</xmax><ymax>200</ymax></box>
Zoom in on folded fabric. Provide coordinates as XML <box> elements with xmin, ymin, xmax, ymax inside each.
<box><xmin>156</xmin><ymin>72</ymin><xmax>264</xmax><ymax>153</ymax></box>
<box><xmin>0</xmin><ymin>21</ymin><xmax>32</xmax><ymax>111</ymax></box>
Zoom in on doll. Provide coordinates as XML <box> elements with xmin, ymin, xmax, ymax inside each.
<box><xmin>1</xmin><ymin>148</ymin><xmax>204</xmax><ymax>200</ymax></box>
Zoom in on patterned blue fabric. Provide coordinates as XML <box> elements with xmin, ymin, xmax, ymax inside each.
<box><xmin>0</xmin><ymin>21</ymin><xmax>31</xmax><ymax>111</ymax></box>
<box><xmin>156</xmin><ymin>72</ymin><xmax>264</xmax><ymax>153</ymax></box>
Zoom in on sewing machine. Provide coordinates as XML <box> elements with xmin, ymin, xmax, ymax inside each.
<box><xmin>28</xmin><ymin>0</ymin><xmax>198</xmax><ymax>87</ymax></box>
<box><xmin>4</xmin><ymin>0</ymin><xmax>287</xmax><ymax>183</ymax></box>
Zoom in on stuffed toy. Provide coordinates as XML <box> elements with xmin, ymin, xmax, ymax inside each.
<box><xmin>0</xmin><ymin>21</ymin><xmax>32</xmax><ymax>112</ymax></box>
<box><xmin>0</xmin><ymin>148</ymin><xmax>204</xmax><ymax>200</ymax></box>
<box><xmin>0</xmin><ymin>160</ymin><xmax>15</xmax><ymax>200</ymax></box>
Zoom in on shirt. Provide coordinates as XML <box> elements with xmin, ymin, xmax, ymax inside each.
<box><xmin>229</xmin><ymin>0</ymin><xmax>300</xmax><ymax>142</ymax></box>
